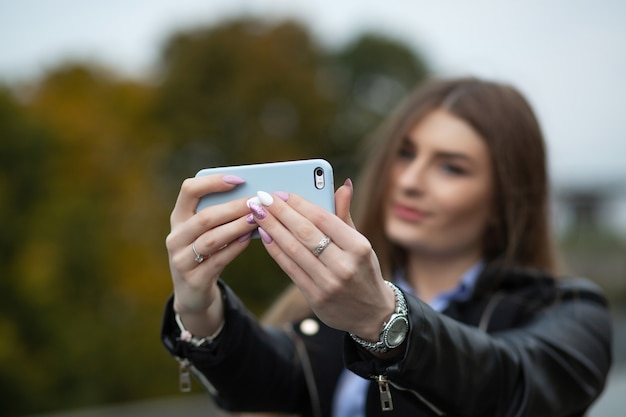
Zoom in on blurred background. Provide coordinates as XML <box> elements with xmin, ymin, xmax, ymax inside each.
<box><xmin>1</xmin><ymin>1</ymin><xmax>624</xmax><ymax>416</ymax></box>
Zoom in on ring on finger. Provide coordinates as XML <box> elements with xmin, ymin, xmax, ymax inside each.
<box><xmin>192</xmin><ymin>241</ymin><xmax>209</xmax><ymax>264</ymax></box>
<box><xmin>312</xmin><ymin>235</ymin><xmax>332</xmax><ymax>257</ymax></box>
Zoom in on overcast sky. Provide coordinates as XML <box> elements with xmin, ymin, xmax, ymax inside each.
<box><xmin>1</xmin><ymin>0</ymin><xmax>625</xmax><ymax>188</ymax></box>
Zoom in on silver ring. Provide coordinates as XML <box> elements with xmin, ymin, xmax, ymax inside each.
<box><xmin>312</xmin><ymin>235</ymin><xmax>331</xmax><ymax>257</ymax></box>
<box><xmin>192</xmin><ymin>241</ymin><xmax>208</xmax><ymax>264</ymax></box>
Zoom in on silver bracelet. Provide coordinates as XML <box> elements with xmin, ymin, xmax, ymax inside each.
<box><xmin>175</xmin><ymin>313</ymin><xmax>224</xmax><ymax>347</ymax></box>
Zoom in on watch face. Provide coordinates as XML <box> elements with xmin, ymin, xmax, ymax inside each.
<box><xmin>385</xmin><ymin>315</ymin><xmax>409</xmax><ymax>348</ymax></box>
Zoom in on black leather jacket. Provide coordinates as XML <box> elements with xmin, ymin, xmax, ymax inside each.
<box><xmin>161</xmin><ymin>267</ymin><xmax>612</xmax><ymax>416</ymax></box>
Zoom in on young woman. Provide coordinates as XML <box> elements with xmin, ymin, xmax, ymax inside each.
<box><xmin>161</xmin><ymin>77</ymin><xmax>612</xmax><ymax>416</ymax></box>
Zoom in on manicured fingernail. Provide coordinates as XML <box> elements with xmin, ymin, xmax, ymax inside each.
<box><xmin>248</xmin><ymin>200</ymin><xmax>267</xmax><ymax>219</ymax></box>
<box><xmin>258</xmin><ymin>227</ymin><xmax>273</xmax><ymax>243</ymax></box>
<box><xmin>344</xmin><ymin>178</ymin><xmax>353</xmax><ymax>191</ymax></box>
<box><xmin>274</xmin><ymin>191</ymin><xmax>289</xmax><ymax>201</ymax></box>
<box><xmin>237</xmin><ymin>231</ymin><xmax>253</xmax><ymax>242</ymax></box>
<box><xmin>257</xmin><ymin>191</ymin><xmax>273</xmax><ymax>206</ymax></box>
<box><xmin>246</xmin><ymin>214</ymin><xmax>256</xmax><ymax>224</ymax></box>
<box><xmin>246</xmin><ymin>196</ymin><xmax>260</xmax><ymax>208</ymax></box>
<box><xmin>223</xmin><ymin>175</ymin><xmax>246</xmax><ymax>185</ymax></box>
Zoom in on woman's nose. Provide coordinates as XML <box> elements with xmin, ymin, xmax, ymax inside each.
<box><xmin>397</xmin><ymin>160</ymin><xmax>426</xmax><ymax>193</ymax></box>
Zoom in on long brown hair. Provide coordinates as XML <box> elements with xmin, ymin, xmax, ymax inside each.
<box><xmin>354</xmin><ymin>77</ymin><xmax>559</xmax><ymax>279</ymax></box>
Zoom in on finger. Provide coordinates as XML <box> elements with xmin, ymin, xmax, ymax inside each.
<box><xmin>334</xmin><ymin>178</ymin><xmax>356</xmax><ymax>229</ymax></box>
<box><xmin>170</xmin><ymin>174</ymin><xmax>246</xmax><ymax>226</ymax></box>
<box><xmin>166</xmin><ymin>207</ymin><xmax>256</xmax><ymax>272</ymax></box>
<box><xmin>171</xmin><ymin>218</ymin><xmax>255</xmax><ymax>272</ymax></box>
<box><xmin>258</xmin><ymin>230</ymin><xmax>323</xmax><ymax>301</ymax></box>
<box><xmin>168</xmin><ymin>197</ymin><xmax>254</xmax><ymax>250</ymax></box>
<box><xmin>193</xmin><ymin>215</ymin><xmax>257</xmax><ymax>260</ymax></box>
<box><xmin>253</xmin><ymin>192</ymin><xmax>342</xmax><ymax>259</ymax></box>
<box><xmin>196</xmin><ymin>231</ymin><xmax>253</xmax><ymax>272</ymax></box>
<box><xmin>274</xmin><ymin>191</ymin><xmax>369</xmax><ymax>251</ymax></box>
<box><xmin>249</xmin><ymin>194</ymin><xmax>336</xmax><ymax>274</ymax></box>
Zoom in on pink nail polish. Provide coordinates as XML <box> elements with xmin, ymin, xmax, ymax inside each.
<box><xmin>237</xmin><ymin>231</ymin><xmax>253</xmax><ymax>243</ymax></box>
<box><xmin>248</xmin><ymin>201</ymin><xmax>268</xmax><ymax>220</ymax></box>
<box><xmin>246</xmin><ymin>214</ymin><xmax>256</xmax><ymax>224</ymax></box>
<box><xmin>344</xmin><ymin>178</ymin><xmax>353</xmax><ymax>191</ymax></box>
<box><xmin>258</xmin><ymin>227</ymin><xmax>273</xmax><ymax>244</ymax></box>
<box><xmin>274</xmin><ymin>191</ymin><xmax>289</xmax><ymax>201</ymax></box>
<box><xmin>223</xmin><ymin>175</ymin><xmax>246</xmax><ymax>185</ymax></box>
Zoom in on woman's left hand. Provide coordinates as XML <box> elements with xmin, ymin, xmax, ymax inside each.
<box><xmin>247</xmin><ymin>179</ymin><xmax>396</xmax><ymax>342</ymax></box>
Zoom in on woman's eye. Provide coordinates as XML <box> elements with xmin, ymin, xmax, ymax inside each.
<box><xmin>397</xmin><ymin>148</ymin><xmax>414</xmax><ymax>159</ymax></box>
<box><xmin>441</xmin><ymin>163</ymin><xmax>466</xmax><ymax>175</ymax></box>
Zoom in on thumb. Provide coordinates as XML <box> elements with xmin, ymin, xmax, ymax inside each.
<box><xmin>335</xmin><ymin>178</ymin><xmax>356</xmax><ymax>229</ymax></box>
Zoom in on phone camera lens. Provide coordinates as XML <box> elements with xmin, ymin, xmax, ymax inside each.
<box><xmin>314</xmin><ymin>167</ymin><xmax>325</xmax><ymax>189</ymax></box>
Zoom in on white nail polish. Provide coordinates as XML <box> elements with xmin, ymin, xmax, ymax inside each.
<box><xmin>257</xmin><ymin>191</ymin><xmax>274</xmax><ymax>206</ymax></box>
<box><xmin>246</xmin><ymin>196</ymin><xmax>261</xmax><ymax>208</ymax></box>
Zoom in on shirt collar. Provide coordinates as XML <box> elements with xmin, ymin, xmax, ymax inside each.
<box><xmin>394</xmin><ymin>261</ymin><xmax>484</xmax><ymax>312</ymax></box>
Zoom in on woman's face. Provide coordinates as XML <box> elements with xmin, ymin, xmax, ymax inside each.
<box><xmin>384</xmin><ymin>109</ymin><xmax>494</xmax><ymax>259</ymax></box>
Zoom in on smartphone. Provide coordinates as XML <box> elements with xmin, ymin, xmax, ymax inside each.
<box><xmin>195</xmin><ymin>159</ymin><xmax>335</xmax><ymax>231</ymax></box>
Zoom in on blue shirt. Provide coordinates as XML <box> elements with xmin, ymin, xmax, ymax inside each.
<box><xmin>331</xmin><ymin>262</ymin><xmax>485</xmax><ymax>417</ymax></box>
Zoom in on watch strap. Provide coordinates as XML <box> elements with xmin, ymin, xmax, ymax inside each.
<box><xmin>350</xmin><ymin>281</ymin><xmax>408</xmax><ymax>353</ymax></box>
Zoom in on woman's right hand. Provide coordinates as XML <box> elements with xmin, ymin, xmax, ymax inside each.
<box><xmin>165</xmin><ymin>174</ymin><xmax>257</xmax><ymax>336</ymax></box>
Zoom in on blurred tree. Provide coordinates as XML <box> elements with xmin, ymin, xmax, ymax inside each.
<box><xmin>155</xmin><ymin>18</ymin><xmax>429</xmax><ymax>181</ymax></box>
<box><xmin>1</xmin><ymin>65</ymin><xmax>176</xmax><ymax>416</ymax></box>
<box><xmin>155</xmin><ymin>19</ymin><xmax>336</xmax><ymax>171</ymax></box>
<box><xmin>0</xmin><ymin>84</ymin><xmax>59</xmax><ymax>416</ymax></box>
<box><xmin>327</xmin><ymin>34</ymin><xmax>429</xmax><ymax>164</ymax></box>
<box><xmin>0</xmin><ymin>16</ymin><xmax>430</xmax><ymax>416</ymax></box>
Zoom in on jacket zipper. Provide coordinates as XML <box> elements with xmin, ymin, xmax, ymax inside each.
<box><xmin>373</xmin><ymin>374</ymin><xmax>446</xmax><ymax>415</ymax></box>
<box><xmin>176</xmin><ymin>357</ymin><xmax>219</xmax><ymax>396</ymax></box>
<box><xmin>375</xmin><ymin>375</ymin><xmax>394</xmax><ymax>411</ymax></box>
<box><xmin>178</xmin><ymin>359</ymin><xmax>192</xmax><ymax>392</ymax></box>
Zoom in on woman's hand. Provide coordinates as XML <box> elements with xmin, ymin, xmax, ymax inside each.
<box><xmin>246</xmin><ymin>179</ymin><xmax>396</xmax><ymax>341</ymax></box>
<box><xmin>165</xmin><ymin>174</ymin><xmax>257</xmax><ymax>336</ymax></box>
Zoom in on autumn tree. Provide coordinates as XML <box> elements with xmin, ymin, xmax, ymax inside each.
<box><xmin>0</xmin><ymin>84</ymin><xmax>60</xmax><ymax>415</ymax></box>
<box><xmin>0</xmin><ymin>65</ymin><xmax>176</xmax><ymax>415</ymax></box>
<box><xmin>154</xmin><ymin>18</ymin><xmax>429</xmax><ymax>181</ymax></box>
<box><xmin>0</xmin><ymin>17</ymin><xmax>429</xmax><ymax>416</ymax></box>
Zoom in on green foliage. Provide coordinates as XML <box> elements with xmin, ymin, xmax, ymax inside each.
<box><xmin>156</xmin><ymin>20</ymin><xmax>331</xmax><ymax>165</ymax></box>
<box><xmin>330</xmin><ymin>34</ymin><xmax>429</xmax><ymax>140</ymax></box>
<box><xmin>154</xmin><ymin>18</ymin><xmax>429</xmax><ymax>182</ymax></box>
<box><xmin>0</xmin><ymin>85</ymin><xmax>60</xmax><ymax>415</ymax></box>
<box><xmin>0</xmin><ymin>17</ymin><xmax>429</xmax><ymax>416</ymax></box>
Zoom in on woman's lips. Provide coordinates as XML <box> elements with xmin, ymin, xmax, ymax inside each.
<box><xmin>392</xmin><ymin>203</ymin><xmax>429</xmax><ymax>222</ymax></box>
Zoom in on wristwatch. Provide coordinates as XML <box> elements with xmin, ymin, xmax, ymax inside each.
<box><xmin>350</xmin><ymin>281</ymin><xmax>409</xmax><ymax>353</ymax></box>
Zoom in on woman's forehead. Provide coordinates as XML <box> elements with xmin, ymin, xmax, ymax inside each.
<box><xmin>406</xmin><ymin>110</ymin><xmax>489</xmax><ymax>159</ymax></box>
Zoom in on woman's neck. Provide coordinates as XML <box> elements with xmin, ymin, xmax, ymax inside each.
<box><xmin>405</xmin><ymin>250</ymin><xmax>482</xmax><ymax>303</ymax></box>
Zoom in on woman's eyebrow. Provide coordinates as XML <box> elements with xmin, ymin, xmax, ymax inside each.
<box><xmin>401</xmin><ymin>136</ymin><xmax>474</xmax><ymax>162</ymax></box>
<box><xmin>400</xmin><ymin>137</ymin><xmax>414</xmax><ymax>147</ymax></box>
<box><xmin>435</xmin><ymin>151</ymin><xmax>473</xmax><ymax>162</ymax></box>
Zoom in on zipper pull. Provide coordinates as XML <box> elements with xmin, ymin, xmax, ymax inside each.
<box><xmin>179</xmin><ymin>360</ymin><xmax>192</xmax><ymax>392</ymax></box>
<box><xmin>377</xmin><ymin>375</ymin><xmax>394</xmax><ymax>411</ymax></box>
